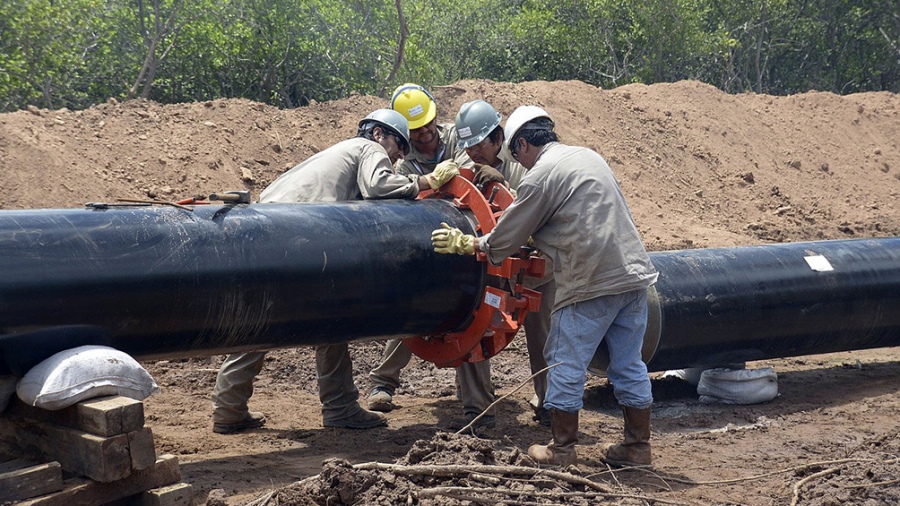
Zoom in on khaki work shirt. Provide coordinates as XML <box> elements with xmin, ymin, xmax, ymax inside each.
<box><xmin>259</xmin><ymin>137</ymin><xmax>420</xmax><ymax>203</ymax></box>
<box><xmin>395</xmin><ymin>123</ymin><xmax>473</xmax><ymax>176</ymax></box>
<box><xmin>478</xmin><ymin>143</ymin><xmax>658</xmax><ymax>312</ymax></box>
<box><xmin>497</xmin><ymin>156</ymin><xmax>526</xmax><ymax>192</ymax></box>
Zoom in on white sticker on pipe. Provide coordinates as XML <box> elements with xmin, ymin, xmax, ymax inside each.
<box><xmin>484</xmin><ymin>291</ymin><xmax>502</xmax><ymax>308</ymax></box>
<box><xmin>804</xmin><ymin>255</ymin><xmax>834</xmax><ymax>272</ymax></box>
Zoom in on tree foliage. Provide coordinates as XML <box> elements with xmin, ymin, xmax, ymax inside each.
<box><xmin>0</xmin><ymin>0</ymin><xmax>897</xmax><ymax>112</ymax></box>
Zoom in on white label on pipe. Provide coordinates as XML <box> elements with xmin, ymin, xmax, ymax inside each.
<box><xmin>804</xmin><ymin>255</ymin><xmax>834</xmax><ymax>272</ymax></box>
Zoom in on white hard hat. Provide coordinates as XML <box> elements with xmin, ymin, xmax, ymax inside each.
<box><xmin>503</xmin><ymin>106</ymin><xmax>553</xmax><ymax>151</ymax></box>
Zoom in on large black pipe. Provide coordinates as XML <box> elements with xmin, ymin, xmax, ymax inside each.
<box><xmin>1</xmin><ymin>202</ymin><xmax>898</xmax><ymax>378</ymax></box>
<box><xmin>590</xmin><ymin>237</ymin><xmax>900</xmax><ymax>374</ymax></box>
<box><xmin>0</xmin><ymin>201</ymin><xmax>484</xmax><ymax>375</ymax></box>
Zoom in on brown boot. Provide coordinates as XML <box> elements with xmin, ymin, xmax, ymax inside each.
<box><xmin>528</xmin><ymin>409</ymin><xmax>578</xmax><ymax>466</ymax></box>
<box><xmin>601</xmin><ymin>406</ymin><xmax>652</xmax><ymax>467</ymax></box>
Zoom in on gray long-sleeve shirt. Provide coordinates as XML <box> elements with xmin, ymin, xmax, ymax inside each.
<box><xmin>259</xmin><ymin>137</ymin><xmax>420</xmax><ymax>203</ymax></box>
<box><xmin>395</xmin><ymin>123</ymin><xmax>473</xmax><ymax>176</ymax></box>
<box><xmin>478</xmin><ymin>142</ymin><xmax>658</xmax><ymax>312</ymax></box>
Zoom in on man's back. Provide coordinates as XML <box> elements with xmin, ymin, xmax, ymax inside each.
<box><xmin>260</xmin><ymin>138</ymin><xmax>417</xmax><ymax>203</ymax></box>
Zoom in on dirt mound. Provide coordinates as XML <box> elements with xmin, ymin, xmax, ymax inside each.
<box><xmin>269</xmin><ymin>433</ymin><xmax>649</xmax><ymax>505</ymax></box>
<box><xmin>2</xmin><ymin>80</ymin><xmax>897</xmax><ymax>249</ymax></box>
<box><xmin>2</xmin><ymin>80</ymin><xmax>899</xmax><ymax>505</ymax></box>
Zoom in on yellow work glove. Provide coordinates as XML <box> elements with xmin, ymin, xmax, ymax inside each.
<box><xmin>425</xmin><ymin>160</ymin><xmax>460</xmax><ymax>190</ymax></box>
<box><xmin>432</xmin><ymin>222</ymin><xmax>476</xmax><ymax>255</ymax></box>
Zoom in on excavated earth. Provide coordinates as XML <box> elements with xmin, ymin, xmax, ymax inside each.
<box><xmin>1</xmin><ymin>79</ymin><xmax>899</xmax><ymax>505</ymax></box>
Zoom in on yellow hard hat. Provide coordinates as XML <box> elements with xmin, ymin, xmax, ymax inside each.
<box><xmin>390</xmin><ymin>83</ymin><xmax>437</xmax><ymax>130</ymax></box>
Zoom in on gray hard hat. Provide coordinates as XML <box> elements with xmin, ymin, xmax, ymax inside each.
<box><xmin>455</xmin><ymin>100</ymin><xmax>502</xmax><ymax>149</ymax></box>
<box><xmin>361</xmin><ymin>109</ymin><xmax>410</xmax><ymax>155</ymax></box>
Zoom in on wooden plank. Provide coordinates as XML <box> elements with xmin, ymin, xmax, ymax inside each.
<box><xmin>16</xmin><ymin>454</ymin><xmax>181</xmax><ymax>506</ymax></box>
<box><xmin>0</xmin><ymin>457</ymin><xmax>39</xmax><ymax>473</ymax></box>
<box><xmin>136</xmin><ymin>482</ymin><xmax>194</xmax><ymax>506</ymax></box>
<box><xmin>0</xmin><ymin>460</ymin><xmax>64</xmax><ymax>502</ymax></box>
<box><xmin>0</xmin><ymin>413</ymin><xmax>132</xmax><ymax>482</ymax></box>
<box><xmin>127</xmin><ymin>427</ymin><xmax>157</xmax><ymax>471</ymax></box>
<box><xmin>6</xmin><ymin>396</ymin><xmax>145</xmax><ymax>437</ymax></box>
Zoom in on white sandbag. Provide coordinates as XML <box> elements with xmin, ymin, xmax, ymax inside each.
<box><xmin>660</xmin><ymin>367</ymin><xmax>706</xmax><ymax>386</ymax></box>
<box><xmin>0</xmin><ymin>375</ymin><xmax>17</xmax><ymax>412</ymax></box>
<box><xmin>697</xmin><ymin>367</ymin><xmax>778</xmax><ymax>405</ymax></box>
<box><xmin>16</xmin><ymin>345</ymin><xmax>159</xmax><ymax>410</ymax></box>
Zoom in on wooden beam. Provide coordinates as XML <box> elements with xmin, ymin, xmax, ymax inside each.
<box><xmin>136</xmin><ymin>482</ymin><xmax>194</xmax><ymax>506</ymax></box>
<box><xmin>0</xmin><ymin>460</ymin><xmax>63</xmax><ymax>502</ymax></box>
<box><xmin>15</xmin><ymin>454</ymin><xmax>181</xmax><ymax>506</ymax></box>
<box><xmin>6</xmin><ymin>396</ymin><xmax>145</xmax><ymax>437</ymax></box>
<box><xmin>0</xmin><ymin>414</ymin><xmax>155</xmax><ymax>482</ymax></box>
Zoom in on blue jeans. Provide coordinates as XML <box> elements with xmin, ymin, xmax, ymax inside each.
<box><xmin>544</xmin><ymin>289</ymin><xmax>653</xmax><ymax>412</ymax></box>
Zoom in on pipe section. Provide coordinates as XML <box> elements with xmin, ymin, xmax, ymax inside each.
<box><xmin>0</xmin><ymin>201</ymin><xmax>483</xmax><ymax>375</ymax></box>
<box><xmin>589</xmin><ymin>237</ymin><xmax>900</xmax><ymax>374</ymax></box>
<box><xmin>1</xmin><ymin>198</ymin><xmax>897</xmax><ymax>379</ymax></box>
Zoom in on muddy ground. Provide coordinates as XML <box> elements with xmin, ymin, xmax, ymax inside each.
<box><xmin>1</xmin><ymin>79</ymin><xmax>899</xmax><ymax>505</ymax></box>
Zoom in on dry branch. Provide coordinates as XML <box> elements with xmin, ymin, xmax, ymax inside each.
<box><xmin>354</xmin><ymin>462</ymin><xmax>614</xmax><ymax>492</ymax></box>
<box><xmin>455</xmin><ymin>363</ymin><xmax>560</xmax><ymax>435</ymax></box>
<box><xmin>790</xmin><ymin>467</ymin><xmax>840</xmax><ymax>506</ymax></box>
<box><xmin>418</xmin><ymin>485</ymin><xmax>691</xmax><ymax>505</ymax></box>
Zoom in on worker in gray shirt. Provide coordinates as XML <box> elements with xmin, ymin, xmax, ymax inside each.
<box><xmin>367</xmin><ymin>85</ymin><xmax>497</xmax><ymax>433</ymax></box>
<box><xmin>431</xmin><ymin>106</ymin><xmax>658</xmax><ymax>468</ymax></box>
<box><xmin>454</xmin><ymin>99</ymin><xmax>555</xmax><ymax>427</ymax></box>
<box><xmin>211</xmin><ymin>109</ymin><xmax>459</xmax><ymax>434</ymax></box>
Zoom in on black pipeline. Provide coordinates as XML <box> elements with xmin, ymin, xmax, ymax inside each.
<box><xmin>591</xmin><ymin>237</ymin><xmax>900</xmax><ymax>374</ymax></box>
<box><xmin>0</xmin><ymin>201</ymin><xmax>484</xmax><ymax>375</ymax></box>
<box><xmin>0</xmin><ymin>201</ymin><xmax>897</xmax><ymax>377</ymax></box>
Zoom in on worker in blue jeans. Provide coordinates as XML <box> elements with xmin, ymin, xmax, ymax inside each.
<box><xmin>431</xmin><ymin>105</ymin><xmax>658</xmax><ymax>467</ymax></box>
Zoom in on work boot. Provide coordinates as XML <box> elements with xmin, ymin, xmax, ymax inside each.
<box><xmin>212</xmin><ymin>411</ymin><xmax>266</xmax><ymax>434</ymax></box>
<box><xmin>527</xmin><ymin>409</ymin><xmax>578</xmax><ymax>466</ymax></box>
<box><xmin>323</xmin><ymin>407</ymin><xmax>388</xmax><ymax>429</ymax></box>
<box><xmin>366</xmin><ymin>386</ymin><xmax>395</xmax><ymax>413</ymax></box>
<box><xmin>448</xmin><ymin>412</ymin><xmax>496</xmax><ymax>434</ymax></box>
<box><xmin>532</xmin><ymin>406</ymin><xmax>552</xmax><ymax>427</ymax></box>
<box><xmin>601</xmin><ymin>406</ymin><xmax>652</xmax><ymax>467</ymax></box>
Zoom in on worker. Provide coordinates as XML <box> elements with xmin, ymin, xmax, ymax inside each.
<box><xmin>390</xmin><ymin>83</ymin><xmax>473</xmax><ymax>177</ymax></box>
<box><xmin>366</xmin><ymin>83</ymin><xmax>495</xmax><ymax>432</ymax></box>
<box><xmin>430</xmin><ymin>106</ymin><xmax>658</xmax><ymax>468</ymax></box>
<box><xmin>210</xmin><ymin>109</ymin><xmax>460</xmax><ymax>434</ymax></box>
<box><xmin>453</xmin><ymin>99</ymin><xmax>555</xmax><ymax>426</ymax></box>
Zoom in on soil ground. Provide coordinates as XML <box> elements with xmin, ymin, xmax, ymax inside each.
<box><xmin>1</xmin><ymin>79</ymin><xmax>899</xmax><ymax>505</ymax></box>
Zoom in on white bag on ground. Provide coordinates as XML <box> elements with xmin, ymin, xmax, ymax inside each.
<box><xmin>697</xmin><ymin>367</ymin><xmax>778</xmax><ymax>405</ymax></box>
<box><xmin>660</xmin><ymin>367</ymin><xmax>706</xmax><ymax>386</ymax></box>
<box><xmin>17</xmin><ymin>345</ymin><xmax>160</xmax><ymax>410</ymax></box>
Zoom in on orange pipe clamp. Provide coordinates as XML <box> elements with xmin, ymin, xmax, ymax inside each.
<box><xmin>403</xmin><ymin>169</ymin><xmax>545</xmax><ymax>368</ymax></box>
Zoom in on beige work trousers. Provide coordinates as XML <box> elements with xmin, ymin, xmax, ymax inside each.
<box><xmin>368</xmin><ymin>339</ymin><xmax>494</xmax><ymax>415</ymax></box>
<box><xmin>211</xmin><ymin>351</ymin><xmax>266</xmax><ymax>424</ymax></box>
<box><xmin>522</xmin><ymin>277</ymin><xmax>555</xmax><ymax>410</ymax></box>
<box><xmin>211</xmin><ymin>344</ymin><xmax>365</xmax><ymax>424</ymax></box>
<box><xmin>368</xmin><ymin>277</ymin><xmax>555</xmax><ymax>415</ymax></box>
<box><xmin>369</xmin><ymin>275</ymin><xmax>556</xmax><ymax>414</ymax></box>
